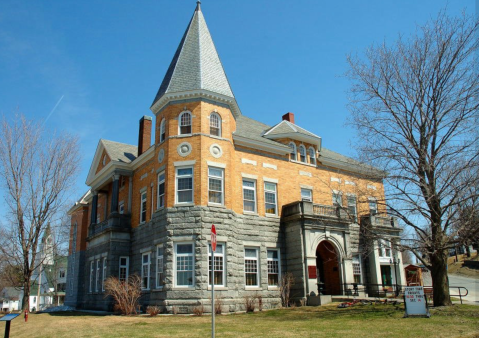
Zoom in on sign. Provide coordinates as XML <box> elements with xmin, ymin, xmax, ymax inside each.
<box><xmin>211</xmin><ymin>224</ymin><xmax>217</xmax><ymax>252</ymax></box>
<box><xmin>308</xmin><ymin>266</ymin><xmax>317</xmax><ymax>279</ymax></box>
<box><xmin>404</xmin><ymin>286</ymin><xmax>430</xmax><ymax>317</ymax></box>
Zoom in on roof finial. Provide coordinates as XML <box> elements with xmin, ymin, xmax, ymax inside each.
<box><xmin>196</xmin><ymin>0</ymin><xmax>201</xmax><ymax>11</ymax></box>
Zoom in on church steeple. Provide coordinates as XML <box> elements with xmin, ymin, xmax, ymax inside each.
<box><xmin>151</xmin><ymin>2</ymin><xmax>240</xmax><ymax>117</ymax></box>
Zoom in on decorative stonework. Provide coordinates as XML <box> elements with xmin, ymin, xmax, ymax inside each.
<box><xmin>209</xmin><ymin>143</ymin><xmax>223</xmax><ymax>159</ymax></box>
<box><xmin>177</xmin><ymin>142</ymin><xmax>192</xmax><ymax>157</ymax></box>
<box><xmin>158</xmin><ymin>149</ymin><xmax>165</xmax><ymax>163</ymax></box>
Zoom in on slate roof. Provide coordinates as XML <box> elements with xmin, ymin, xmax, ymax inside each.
<box><xmin>234</xmin><ymin>115</ymin><xmax>290</xmax><ymax>150</ymax></box>
<box><xmin>101</xmin><ymin>139</ymin><xmax>138</xmax><ymax>164</ymax></box>
<box><xmin>152</xmin><ymin>2</ymin><xmax>235</xmax><ymax>107</ymax></box>
<box><xmin>264</xmin><ymin>120</ymin><xmax>321</xmax><ymax>139</ymax></box>
<box><xmin>1</xmin><ymin>287</ymin><xmax>21</xmax><ymax>301</ymax></box>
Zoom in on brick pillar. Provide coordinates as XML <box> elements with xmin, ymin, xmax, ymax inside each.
<box><xmin>138</xmin><ymin>116</ymin><xmax>152</xmax><ymax>156</ymax></box>
<box><xmin>90</xmin><ymin>191</ymin><xmax>98</xmax><ymax>225</ymax></box>
<box><xmin>110</xmin><ymin>174</ymin><xmax>120</xmax><ymax>213</ymax></box>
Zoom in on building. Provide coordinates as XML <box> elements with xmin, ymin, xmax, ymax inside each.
<box><xmin>1</xmin><ymin>287</ymin><xmax>22</xmax><ymax>312</ymax></box>
<box><xmin>65</xmin><ymin>2</ymin><xmax>404</xmax><ymax>312</ymax></box>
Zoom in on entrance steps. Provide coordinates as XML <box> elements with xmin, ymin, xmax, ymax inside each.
<box><xmin>307</xmin><ymin>295</ymin><xmax>332</xmax><ymax>306</ymax></box>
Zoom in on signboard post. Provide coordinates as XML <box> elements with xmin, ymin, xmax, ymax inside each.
<box><xmin>1</xmin><ymin>313</ymin><xmax>20</xmax><ymax>338</ymax></box>
<box><xmin>211</xmin><ymin>224</ymin><xmax>217</xmax><ymax>338</ymax></box>
<box><xmin>404</xmin><ymin>286</ymin><xmax>430</xmax><ymax>318</ymax></box>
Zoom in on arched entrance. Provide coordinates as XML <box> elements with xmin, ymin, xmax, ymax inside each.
<box><xmin>316</xmin><ymin>241</ymin><xmax>341</xmax><ymax>295</ymax></box>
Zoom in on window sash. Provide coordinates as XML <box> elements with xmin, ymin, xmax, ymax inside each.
<box><xmin>179</xmin><ymin>112</ymin><xmax>192</xmax><ymax>135</ymax></box>
<box><xmin>347</xmin><ymin>196</ymin><xmax>357</xmax><ymax>220</ymax></box>
<box><xmin>158</xmin><ymin>172</ymin><xmax>165</xmax><ymax>208</ymax></box>
<box><xmin>333</xmin><ymin>192</ymin><xmax>342</xmax><ymax>206</ymax></box>
<box><xmin>142</xmin><ymin>253</ymin><xmax>150</xmax><ymax>289</ymax></box>
<box><xmin>289</xmin><ymin>143</ymin><xmax>297</xmax><ymax>161</ymax></box>
<box><xmin>208</xmin><ymin>244</ymin><xmax>225</xmax><ymax>286</ymax></box>
<box><xmin>140</xmin><ymin>192</ymin><xmax>147</xmax><ymax>223</ymax></box>
<box><xmin>156</xmin><ymin>246</ymin><xmax>164</xmax><ymax>288</ymax></box>
<box><xmin>267</xmin><ymin>249</ymin><xmax>280</xmax><ymax>286</ymax></box>
<box><xmin>95</xmin><ymin>260</ymin><xmax>100</xmax><ymax>292</ymax></box>
<box><xmin>244</xmin><ymin>248</ymin><xmax>259</xmax><ymax>287</ymax></box>
<box><xmin>119</xmin><ymin>257</ymin><xmax>129</xmax><ymax>282</ymax></box>
<box><xmin>309</xmin><ymin>147</ymin><xmax>316</xmax><ymax>165</ymax></box>
<box><xmin>176</xmin><ymin>168</ymin><xmax>193</xmax><ymax>203</ymax></box>
<box><xmin>175</xmin><ymin>243</ymin><xmax>194</xmax><ymax>287</ymax></box>
<box><xmin>243</xmin><ymin>180</ymin><xmax>256</xmax><ymax>212</ymax></box>
<box><xmin>90</xmin><ymin>261</ymin><xmax>94</xmax><ymax>292</ymax></box>
<box><xmin>102</xmin><ymin>258</ymin><xmax>107</xmax><ymax>291</ymax></box>
<box><xmin>160</xmin><ymin>119</ymin><xmax>166</xmax><ymax>142</ymax></box>
<box><xmin>210</xmin><ymin>114</ymin><xmax>221</xmax><ymax>136</ymax></box>
<box><xmin>264</xmin><ymin>183</ymin><xmax>277</xmax><ymax>215</ymax></box>
<box><xmin>208</xmin><ymin>167</ymin><xmax>224</xmax><ymax>205</ymax></box>
<box><xmin>299</xmin><ymin>146</ymin><xmax>306</xmax><ymax>163</ymax></box>
<box><xmin>301</xmin><ymin>188</ymin><xmax>312</xmax><ymax>202</ymax></box>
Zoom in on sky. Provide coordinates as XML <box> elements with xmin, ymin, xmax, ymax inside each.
<box><xmin>0</xmin><ymin>0</ymin><xmax>476</xmax><ymax>202</ymax></box>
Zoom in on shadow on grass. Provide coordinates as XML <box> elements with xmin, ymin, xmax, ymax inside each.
<box><xmin>46</xmin><ymin>311</ymin><xmax>107</xmax><ymax>317</ymax></box>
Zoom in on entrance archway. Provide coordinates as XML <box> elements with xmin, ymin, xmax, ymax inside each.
<box><xmin>316</xmin><ymin>241</ymin><xmax>341</xmax><ymax>295</ymax></box>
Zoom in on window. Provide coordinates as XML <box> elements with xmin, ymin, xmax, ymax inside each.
<box><xmin>347</xmin><ymin>195</ymin><xmax>357</xmax><ymax>221</ymax></box>
<box><xmin>208</xmin><ymin>167</ymin><xmax>224</xmax><ymax>205</ymax></box>
<box><xmin>210</xmin><ymin>113</ymin><xmax>221</xmax><ymax>137</ymax></box>
<box><xmin>352</xmin><ymin>255</ymin><xmax>362</xmax><ymax>284</ymax></box>
<box><xmin>119</xmin><ymin>257</ymin><xmax>129</xmax><ymax>282</ymax></box>
<box><xmin>159</xmin><ymin>118</ymin><xmax>166</xmax><ymax>143</ymax></box>
<box><xmin>59</xmin><ymin>269</ymin><xmax>65</xmax><ymax>279</ymax></box>
<box><xmin>157</xmin><ymin>172</ymin><xmax>165</xmax><ymax>209</ymax></box>
<box><xmin>140</xmin><ymin>191</ymin><xmax>147</xmax><ymax>223</ymax></box>
<box><xmin>89</xmin><ymin>261</ymin><xmax>94</xmax><ymax>292</ymax></box>
<box><xmin>102</xmin><ymin>257</ymin><xmax>107</xmax><ymax>291</ymax></box>
<box><xmin>176</xmin><ymin>167</ymin><xmax>193</xmax><ymax>203</ymax></box>
<box><xmin>179</xmin><ymin>111</ymin><xmax>192</xmax><ymax>135</ymax></box>
<box><xmin>264</xmin><ymin>182</ymin><xmax>277</xmax><ymax>215</ymax></box>
<box><xmin>142</xmin><ymin>253</ymin><xmax>150</xmax><ymax>289</ymax></box>
<box><xmin>289</xmin><ymin>142</ymin><xmax>297</xmax><ymax>161</ymax></box>
<box><xmin>369</xmin><ymin>198</ymin><xmax>377</xmax><ymax>215</ymax></box>
<box><xmin>119</xmin><ymin>201</ymin><xmax>125</xmax><ymax>214</ymax></box>
<box><xmin>301</xmin><ymin>188</ymin><xmax>312</xmax><ymax>202</ymax></box>
<box><xmin>95</xmin><ymin>259</ymin><xmax>100</xmax><ymax>292</ymax></box>
<box><xmin>332</xmin><ymin>191</ymin><xmax>342</xmax><ymax>207</ymax></box>
<box><xmin>378</xmin><ymin>240</ymin><xmax>392</xmax><ymax>258</ymax></box>
<box><xmin>267</xmin><ymin>249</ymin><xmax>280</xmax><ymax>286</ymax></box>
<box><xmin>299</xmin><ymin>145</ymin><xmax>306</xmax><ymax>163</ymax></box>
<box><xmin>175</xmin><ymin>243</ymin><xmax>194</xmax><ymax>287</ymax></box>
<box><xmin>309</xmin><ymin>147</ymin><xmax>316</xmax><ymax>165</ymax></box>
<box><xmin>209</xmin><ymin>244</ymin><xmax>225</xmax><ymax>286</ymax></box>
<box><xmin>242</xmin><ymin>179</ymin><xmax>256</xmax><ymax>212</ymax></box>
<box><xmin>245</xmin><ymin>248</ymin><xmax>259</xmax><ymax>287</ymax></box>
<box><xmin>156</xmin><ymin>246</ymin><xmax>164</xmax><ymax>288</ymax></box>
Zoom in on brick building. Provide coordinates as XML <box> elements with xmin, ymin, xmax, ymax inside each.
<box><xmin>66</xmin><ymin>2</ymin><xmax>404</xmax><ymax>312</ymax></box>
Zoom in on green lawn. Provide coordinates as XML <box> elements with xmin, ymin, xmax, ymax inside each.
<box><xmin>1</xmin><ymin>303</ymin><xmax>478</xmax><ymax>338</ymax></box>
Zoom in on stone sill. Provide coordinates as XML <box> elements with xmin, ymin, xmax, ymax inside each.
<box><xmin>243</xmin><ymin>211</ymin><xmax>258</xmax><ymax>216</ymax></box>
<box><xmin>208</xmin><ymin>203</ymin><xmax>225</xmax><ymax>208</ymax></box>
<box><xmin>207</xmin><ymin>286</ymin><xmax>228</xmax><ymax>291</ymax></box>
<box><xmin>265</xmin><ymin>214</ymin><xmax>279</xmax><ymax>219</ymax></box>
<box><xmin>174</xmin><ymin>203</ymin><xmax>195</xmax><ymax>207</ymax></box>
<box><xmin>290</xmin><ymin>159</ymin><xmax>317</xmax><ymax>168</ymax></box>
<box><xmin>267</xmin><ymin>286</ymin><xmax>280</xmax><ymax>291</ymax></box>
<box><xmin>245</xmin><ymin>287</ymin><xmax>263</xmax><ymax>291</ymax></box>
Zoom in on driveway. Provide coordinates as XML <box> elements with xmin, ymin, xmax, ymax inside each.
<box><xmin>448</xmin><ymin>274</ymin><xmax>479</xmax><ymax>303</ymax></box>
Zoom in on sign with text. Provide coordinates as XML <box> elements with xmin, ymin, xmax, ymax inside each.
<box><xmin>404</xmin><ymin>286</ymin><xmax>430</xmax><ymax>317</ymax></box>
<box><xmin>308</xmin><ymin>266</ymin><xmax>317</xmax><ymax>279</ymax></box>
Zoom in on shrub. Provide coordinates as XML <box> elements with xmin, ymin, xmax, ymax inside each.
<box><xmin>171</xmin><ymin>306</ymin><xmax>179</xmax><ymax>315</ymax></box>
<box><xmin>215</xmin><ymin>296</ymin><xmax>223</xmax><ymax>315</ymax></box>
<box><xmin>104</xmin><ymin>274</ymin><xmax>142</xmax><ymax>316</ymax></box>
<box><xmin>193</xmin><ymin>304</ymin><xmax>204</xmax><ymax>316</ymax></box>
<box><xmin>146</xmin><ymin>306</ymin><xmax>161</xmax><ymax>317</ymax></box>
<box><xmin>258</xmin><ymin>296</ymin><xmax>263</xmax><ymax>311</ymax></box>
<box><xmin>244</xmin><ymin>294</ymin><xmax>256</xmax><ymax>313</ymax></box>
<box><xmin>279</xmin><ymin>272</ymin><xmax>295</xmax><ymax>307</ymax></box>
<box><xmin>300</xmin><ymin>298</ymin><xmax>307</xmax><ymax>307</ymax></box>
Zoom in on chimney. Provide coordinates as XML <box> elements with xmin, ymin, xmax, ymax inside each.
<box><xmin>282</xmin><ymin>112</ymin><xmax>295</xmax><ymax>124</ymax></box>
<box><xmin>138</xmin><ymin>116</ymin><xmax>152</xmax><ymax>156</ymax></box>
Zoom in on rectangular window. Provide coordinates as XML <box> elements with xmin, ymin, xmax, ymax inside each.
<box><xmin>243</xmin><ymin>179</ymin><xmax>256</xmax><ymax>212</ymax></box>
<box><xmin>352</xmin><ymin>255</ymin><xmax>362</xmax><ymax>284</ymax></box>
<box><xmin>175</xmin><ymin>243</ymin><xmax>194</xmax><ymax>287</ymax></box>
<box><xmin>332</xmin><ymin>191</ymin><xmax>342</xmax><ymax>206</ymax></box>
<box><xmin>347</xmin><ymin>195</ymin><xmax>357</xmax><ymax>221</ymax></box>
<box><xmin>95</xmin><ymin>260</ymin><xmax>100</xmax><ymax>292</ymax></box>
<box><xmin>158</xmin><ymin>172</ymin><xmax>165</xmax><ymax>209</ymax></box>
<box><xmin>59</xmin><ymin>269</ymin><xmax>66</xmax><ymax>279</ymax></box>
<box><xmin>378</xmin><ymin>240</ymin><xmax>391</xmax><ymax>258</ymax></box>
<box><xmin>264</xmin><ymin>182</ymin><xmax>277</xmax><ymax>215</ymax></box>
<box><xmin>119</xmin><ymin>201</ymin><xmax>125</xmax><ymax>214</ymax></box>
<box><xmin>244</xmin><ymin>248</ymin><xmax>259</xmax><ymax>287</ymax></box>
<box><xmin>140</xmin><ymin>191</ymin><xmax>147</xmax><ymax>223</ymax></box>
<box><xmin>369</xmin><ymin>198</ymin><xmax>377</xmax><ymax>215</ymax></box>
<box><xmin>267</xmin><ymin>249</ymin><xmax>280</xmax><ymax>286</ymax></box>
<box><xmin>89</xmin><ymin>261</ymin><xmax>94</xmax><ymax>292</ymax></box>
<box><xmin>301</xmin><ymin>188</ymin><xmax>312</xmax><ymax>202</ymax></box>
<box><xmin>208</xmin><ymin>167</ymin><xmax>224</xmax><ymax>205</ymax></box>
<box><xmin>176</xmin><ymin>167</ymin><xmax>193</xmax><ymax>203</ymax></box>
<box><xmin>209</xmin><ymin>244</ymin><xmax>224</xmax><ymax>286</ymax></box>
<box><xmin>119</xmin><ymin>256</ymin><xmax>129</xmax><ymax>282</ymax></box>
<box><xmin>102</xmin><ymin>257</ymin><xmax>107</xmax><ymax>291</ymax></box>
<box><xmin>142</xmin><ymin>253</ymin><xmax>150</xmax><ymax>289</ymax></box>
<box><xmin>156</xmin><ymin>246</ymin><xmax>164</xmax><ymax>288</ymax></box>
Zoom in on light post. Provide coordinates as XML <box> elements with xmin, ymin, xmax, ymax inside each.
<box><xmin>390</xmin><ymin>257</ymin><xmax>401</xmax><ymax>297</ymax></box>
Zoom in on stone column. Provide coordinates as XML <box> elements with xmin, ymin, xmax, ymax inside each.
<box><xmin>110</xmin><ymin>174</ymin><xmax>120</xmax><ymax>213</ymax></box>
<box><xmin>90</xmin><ymin>191</ymin><xmax>98</xmax><ymax>225</ymax></box>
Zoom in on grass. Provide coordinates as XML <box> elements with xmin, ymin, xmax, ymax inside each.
<box><xmin>1</xmin><ymin>303</ymin><xmax>478</xmax><ymax>338</ymax></box>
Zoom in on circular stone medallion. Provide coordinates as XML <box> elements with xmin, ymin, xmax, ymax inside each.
<box><xmin>210</xmin><ymin>143</ymin><xmax>223</xmax><ymax>159</ymax></box>
<box><xmin>177</xmin><ymin>142</ymin><xmax>192</xmax><ymax>157</ymax></box>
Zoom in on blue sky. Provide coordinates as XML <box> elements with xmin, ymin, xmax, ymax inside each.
<box><xmin>0</xmin><ymin>0</ymin><xmax>476</xmax><ymax>201</ymax></box>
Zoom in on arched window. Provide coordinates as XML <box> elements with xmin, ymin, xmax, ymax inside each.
<box><xmin>179</xmin><ymin>111</ymin><xmax>192</xmax><ymax>135</ymax></box>
<box><xmin>159</xmin><ymin>118</ymin><xmax>166</xmax><ymax>143</ymax></box>
<box><xmin>289</xmin><ymin>142</ymin><xmax>297</xmax><ymax>161</ymax></box>
<box><xmin>309</xmin><ymin>147</ymin><xmax>316</xmax><ymax>165</ymax></box>
<box><xmin>299</xmin><ymin>145</ymin><xmax>306</xmax><ymax>163</ymax></box>
<box><xmin>210</xmin><ymin>113</ymin><xmax>221</xmax><ymax>137</ymax></box>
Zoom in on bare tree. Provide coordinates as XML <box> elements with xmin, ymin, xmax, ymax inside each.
<box><xmin>0</xmin><ymin>114</ymin><xmax>80</xmax><ymax>310</ymax></box>
<box><xmin>104</xmin><ymin>275</ymin><xmax>142</xmax><ymax>315</ymax></box>
<box><xmin>346</xmin><ymin>11</ymin><xmax>479</xmax><ymax>306</ymax></box>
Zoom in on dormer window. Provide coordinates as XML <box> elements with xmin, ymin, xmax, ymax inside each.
<box><xmin>299</xmin><ymin>145</ymin><xmax>306</xmax><ymax>163</ymax></box>
<box><xmin>309</xmin><ymin>147</ymin><xmax>316</xmax><ymax>165</ymax></box>
<box><xmin>289</xmin><ymin>142</ymin><xmax>297</xmax><ymax>161</ymax></box>
<box><xmin>210</xmin><ymin>113</ymin><xmax>221</xmax><ymax>137</ymax></box>
<box><xmin>179</xmin><ymin>111</ymin><xmax>192</xmax><ymax>135</ymax></box>
<box><xmin>160</xmin><ymin>118</ymin><xmax>166</xmax><ymax>143</ymax></box>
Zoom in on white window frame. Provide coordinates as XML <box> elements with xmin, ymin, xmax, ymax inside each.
<box><xmin>244</xmin><ymin>247</ymin><xmax>260</xmax><ymax>288</ymax></box>
<box><xmin>347</xmin><ymin>195</ymin><xmax>357</xmax><ymax>221</ymax></box>
<box><xmin>264</xmin><ymin>182</ymin><xmax>278</xmax><ymax>216</ymax></box>
<box><xmin>178</xmin><ymin>111</ymin><xmax>192</xmax><ymax>135</ymax></box>
<box><xmin>159</xmin><ymin>118</ymin><xmax>166</xmax><ymax>143</ymax></box>
<box><xmin>95</xmin><ymin>259</ymin><xmax>100</xmax><ymax>292</ymax></box>
<box><xmin>267</xmin><ymin>249</ymin><xmax>281</xmax><ymax>287</ymax></box>
<box><xmin>378</xmin><ymin>240</ymin><xmax>392</xmax><ymax>258</ymax></box>
<box><xmin>140</xmin><ymin>190</ymin><xmax>147</xmax><ymax>223</ymax></box>
<box><xmin>208</xmin><ymin>167</ymin><xmax>224</xmax><ymax>205</ymax></box>
<box><xmin>119</xmin><ymin>256</ymin><xmax>129</xmax><ymax>282</ymax></box>
<box><xmin>156</xmin><ymin>245</ymin><xmax>164</xmax><ymax>289</ymax></box>
<box><xmin>157</xmin><ymin>172</ymin><xmax>166</xmax><ymax>209</ymax></box>
<box><xmin>242</xmin><ymin>179</ymin><xmax>257</xmax><ymax>213</ymax></box>
<box><xmin>332</xmin><ymin>191</ymin><xmax>343</xmax><ymax>207</ymax></box>
<box><xmin>174</xmin><ymin>242</ymin><xmax>195</xmax><ymax>288</ymax></box>
<box><xmin>301</xmin><ymin>188</ymin><xmax>312</xmax><ymax>202</ymax></box>
<box><xmin>102</xmin><ymin>257</ymin><xmax>107</xmax><ymax>291</ymax></box>
<box><xmin>299</xmin><ymin>145</ymin><xmax>307</xmax><ymax>163</ymax></box>
<box><xmin>352</xmin><ymin>254</ymin><xmax>362</xmax><ymax>284</ymax></box>
<box><xmin>289</xmin><ymin>142</ymin><xmax>297</xmax><ymax>161</ymax></box>
<box><xmin>369</xmin><ymin>197</ymin><xmax>378</xmax><ymax>215</ymax></box>
<box><xmin>209</xmin><ymin>243</ymin><xmax>225</xmax><ymax>287</ymax></box>
<box><xmin>209</xmin><ymin>112</ymin><xmax>221</xmax><ymax>137</ymax></box>
<box><xmin>141</xmin><ymin>252</ymin><xmax>151</xmax><ymax>290</ymax></box>
<box><xmin>308</xmin><ymin>147</ymin><xmax>316</xmax><ymax>165</ymax></box>
<box><xmin>176</xmin><ymin>167</ymin><xmax>194</xmax><ymax>204</ymax></box>
<box><xmin>89</xmin><ymin>261</ymin><xmax>94</xmax><ymax>292</ymax></box>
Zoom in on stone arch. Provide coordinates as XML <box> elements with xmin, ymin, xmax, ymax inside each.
<box><xmin>310</xmin><ymin>234</ymin><xmax>345</xmax><ymax>260</ymax></box>
<box><xmin>315</xmin><ymin>239</ymin><xmax>343</xmax><ymax>295</ymax></box>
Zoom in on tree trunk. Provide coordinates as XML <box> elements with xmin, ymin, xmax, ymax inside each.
<box><xmin>465</xmin><ymin>245</ymin><xmax>471</xmax><ymax>258</ymax></box>
<box><xmin>430</xmin><ymin>249</ymin><xmax>452</xmax><ymax>306</ymax></box>
<box><xmin>22</xmin><ymin>274</ymin><xmax>30</xmax><ymax>311</ymax></box>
